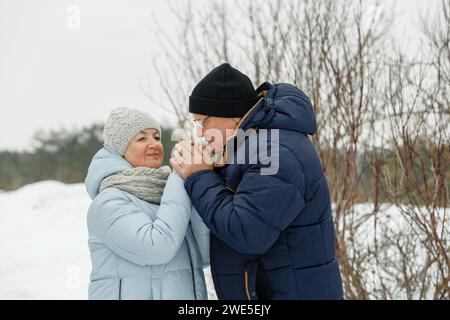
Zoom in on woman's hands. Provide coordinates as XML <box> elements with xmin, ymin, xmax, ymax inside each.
<box><xmin>170</xmin><ymin>136</ymin><xmax>214</xmax><ymax>180</ymax></box>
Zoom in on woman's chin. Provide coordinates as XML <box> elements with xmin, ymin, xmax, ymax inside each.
<box><xmin>144</xmin><ymin>158</ymin><xmax>163</xmax><ymax>169</ymax></box>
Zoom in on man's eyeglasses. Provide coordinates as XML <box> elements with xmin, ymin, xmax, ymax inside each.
<box><xmin>192</xmin><ymin>117</ymin><xmax>210</xmax><ymax>129</ymax></box>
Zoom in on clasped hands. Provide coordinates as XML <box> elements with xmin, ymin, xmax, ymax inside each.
<box><xmin>170</xmin><ymin>136</ymin><xmax>215</xmax><ymax>180</ymax></box>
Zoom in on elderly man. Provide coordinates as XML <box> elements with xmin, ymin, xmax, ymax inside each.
<box><xmin>170</xmin><ymin>63</ymin><xmax>343</xmax><ymax>300</ymax></box>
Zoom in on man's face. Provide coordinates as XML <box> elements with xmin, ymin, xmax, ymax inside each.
<box><xmin>192</xmin><ymin>113</ymin><xmax>241</xmax><ymax>155</ymax></box>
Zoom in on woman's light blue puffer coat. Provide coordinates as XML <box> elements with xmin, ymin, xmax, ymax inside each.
<box><xmin>84</xmin><ymin>145</ymin><xmax>210</xmax><ymax>300</ymax></box>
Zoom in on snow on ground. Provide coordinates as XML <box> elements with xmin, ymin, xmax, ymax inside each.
<box><xmin>0</xmin><ymin>181</ymin><xmax>217</xmax><ymax>300</ymax></box>
<box><xmin>335</xmin><ymin>202</ymin><xmax>447</xmax><ymax>299</ymax></box>
<box><xmin>1</xmin><ymin>180</ymin><xmax>446</xmax><ymax>299</ymax></box>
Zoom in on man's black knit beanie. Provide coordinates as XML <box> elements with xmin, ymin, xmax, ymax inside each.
<box><xmin>189</xmin><ymin>63</ymin><xmax>259</xmax><ymax>117</ymax></box>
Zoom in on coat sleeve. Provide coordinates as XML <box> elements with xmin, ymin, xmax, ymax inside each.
<box><xmin>89</xmin><ymin>172</ymin><xmax>192</xmax><ymax>266</ymax></box>
<box><xmin>184</xmin><ymin>148</ymin><xmax>306</xmax><ymax>255</ymax></box>
<box><xmin>190</xmin><ymin>206</ymin><xmax>210</xmax><ymax>267</ymax></box>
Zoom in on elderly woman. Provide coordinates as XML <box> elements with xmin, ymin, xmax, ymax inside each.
<box><xmin>84</xmin><ymin>107</ymin><xmax>209</xmax><ymax>300</ymax></box>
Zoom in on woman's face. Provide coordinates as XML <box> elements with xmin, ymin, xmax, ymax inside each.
<box><xmin>124</xmin><ymin>128</ymin><xmax>163</xmax><ymax>168</ymax></box>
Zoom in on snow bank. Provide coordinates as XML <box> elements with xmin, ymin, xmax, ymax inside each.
<box><xmin>0</xmin><ymin>180</ymin><xmax>217</xmax><ymax>300</ymax></box>
<box><xmin>2</xmin><ymin>181</ymin><xmax>444</xmax><ymax>299</ymax></box>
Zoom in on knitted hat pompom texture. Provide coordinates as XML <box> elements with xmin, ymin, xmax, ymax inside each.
<box><xmin>103</xmin><ymin>107</ymin><xmax>161</xmax><ymax>156</ymax></box>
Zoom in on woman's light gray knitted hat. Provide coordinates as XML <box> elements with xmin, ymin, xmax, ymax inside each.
<box><xmin>103</xmin><ymin>107</ymin><xmax>161</xmax><ymax>156</ymax></box>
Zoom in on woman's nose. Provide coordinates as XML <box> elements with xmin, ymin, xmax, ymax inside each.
<box><xmin>147</xmin><ymin>141</ymin><xmax>159</xmax><ymax>150</ymax></box>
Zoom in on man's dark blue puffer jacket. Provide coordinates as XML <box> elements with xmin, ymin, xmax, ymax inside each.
<box><xmin>184</xmin><ymin>83</ymin><xmax>344</xmax><ymax>300</ymax></box>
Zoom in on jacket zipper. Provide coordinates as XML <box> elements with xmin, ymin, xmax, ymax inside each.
<box><xmin>244</xmin><ymin>270</ymin><xmax>252</xmax><ymax>300</ymax></box>
<box><xmin>118</xmin><ymin>279</ymin><xmax>122</xmax><ymax>300</ymax></box>
<box><xmin>185</xmin><ymin>240</ymin><xmax>197</xmax><ymax>300</ymax></box>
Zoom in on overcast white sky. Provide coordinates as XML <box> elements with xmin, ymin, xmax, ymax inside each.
<box><xmin>0</xmin><ymin>0</ymin><xmax>441</xmax><ymax>151</ymax></box>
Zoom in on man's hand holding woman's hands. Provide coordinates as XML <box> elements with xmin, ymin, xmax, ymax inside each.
<box><xmin>170</xmin><ymin>137</ymin><xmax>214</xmax><ymax>180</ymax></box>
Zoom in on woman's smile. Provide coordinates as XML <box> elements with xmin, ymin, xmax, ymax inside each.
<box><xmin>146</xmin><ymin>151</ymin><xmax>161</xmax><ymax>158</ymax></box>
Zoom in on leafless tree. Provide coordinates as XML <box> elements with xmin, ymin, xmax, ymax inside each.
<box><xmin>146</xmin><ymin>0</ymin><xmax>449</xmax><ymax>299</ymax></box>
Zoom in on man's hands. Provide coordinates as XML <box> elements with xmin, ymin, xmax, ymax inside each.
<box><xmin>170</xmin><ymin>137</ymin><xmax>214</xmax><ymax>180</ymax></box>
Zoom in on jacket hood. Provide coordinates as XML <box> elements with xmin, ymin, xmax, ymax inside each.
<box><xmin>84</xmin><ymin>144</ymin><xmax>133</xmax><ymax>199</ymax></box>
<box><xmin>240</xmin><ymin>83</ymin><xmax>317</xmax><ymax>135</ymax></box>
